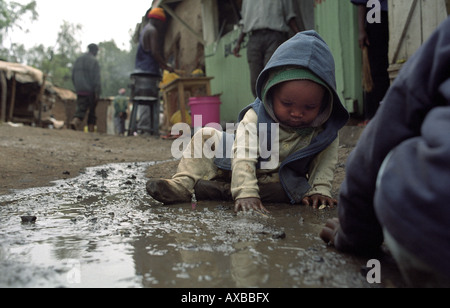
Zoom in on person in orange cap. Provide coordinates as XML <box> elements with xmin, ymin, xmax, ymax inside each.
<box><xmin>135</xmin><ymin>7</ymin><xmax>173</xmax><ymax>74</ymax></box>
<box><xmin>147</xmin><ymin>7</ymin><xmax>166</xmax><ymax>21</ymax></box>
<box><xmin>132</xmin><ymin>7</ymin><xmax>174</xmax><ymax>135</ymax></box>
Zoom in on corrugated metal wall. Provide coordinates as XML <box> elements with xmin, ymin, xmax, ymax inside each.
<box><xmin>204</xmin><ymin>29</ymin><xmax>254</xmax><ymax>124</ymax></box>
<box><xmin>314</xmin><ymin>0</ymin><xmax>363</xmax><ymax>114</ymax></box>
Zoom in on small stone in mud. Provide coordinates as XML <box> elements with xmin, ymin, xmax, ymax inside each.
<box><xmin>63</xmin><ymin>170</ymin><xmax>70</xmax><ymax>175</ymax></box>
<box><xmin>312</xmin><ymin>255</ymin><xmax>324</xmax><ymax>263</ymax></box>
<box><xmin>272</xmin><ymin>231</ymin><xmax>286</xmax><ymax>239</ymax></box>
<box><xmin>215</xmin><ymin>205</ymin><xmax>232</xmax><ymax>211</ymax></box>
<box><xmin>21</xmin><ymin>216</ymin><xmax>37</xmax><ymax>223</ymax></box>
<box><xmin>96</xmin><ymin>169</ymin><xmax>108</xmax><ymax>179</ymax></box>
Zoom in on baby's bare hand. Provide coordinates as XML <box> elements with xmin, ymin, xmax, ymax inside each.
<box><xmin>301</xmin><ymin>194</ymin><xmax>337</xmax><ymax>209</ymax></box>
<box><xmin>234</xmin><ymin>197</ymin><xmax>269</xmax><ymax>214</ymax></box>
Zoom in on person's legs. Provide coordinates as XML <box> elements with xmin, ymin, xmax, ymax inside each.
<box><xmin>194</xmin><ymin>178</ymin><xmax>290</xmax><ymax>203</ymax></box>
<box><xmin>137</xmin><ymin>105</ymin><xmax>151</xmax><ymax>133</ymax></box>
<box><xmin>86</xmin><ymin>95</ymin><xmax>97</xmax><ymax>128</ymax></box>
<box><xmin>383</xmin><ymin>229</ymin><xmax>450</xmax><ymax>288</ymax></box>
<box><xmin>114</xmin><ymin>117</ymin><xmax>125</xmax><ymax>135</ymax></box>
<box><xmin>247</xmin><ymin>34</ymin><xmax>266</xmax><ymax>98</ymax></box>
<box><xmin>147</xmin><ymin>127</ymin><xmax>223</xmax><ymax>204</ymax></box>
<box><xmin>376</xmin><ymin>142</ymin><xmax>450</xmax><ymax>288</ymax></box>
<box><xmin>364</xmin><ymin>11</ymin><xmax>390</xmax><ymax>120</ymax></box>
<box><xmin>263</xmin><ymin>31</ymin><xmax>286</xmax><ymax>65</ymax></box>
<box><xmin>71</xmin><ymin>95</ymin><xmax>89</xmax><ymax>130</ymax></box>
<box><xmin>119</xmin><ymin>117</ymin><xmax>126</xmax><ymax>135</ymax></box>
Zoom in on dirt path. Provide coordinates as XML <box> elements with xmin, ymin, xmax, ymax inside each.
<box><xmin>0</xmin><ymin>123</ymin><xmax>174</xmax><ymax>195</ymax></box>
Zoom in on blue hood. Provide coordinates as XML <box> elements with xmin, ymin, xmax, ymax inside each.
<box><xmin>256</xmin><ymin>30</ymin><xmax>349</xmax><ymax>128</ymax></box>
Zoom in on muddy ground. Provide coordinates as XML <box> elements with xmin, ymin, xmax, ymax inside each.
<box><xmin>0</xmin><ymin>122</ymin><xmax>406</xmax><ymax>288</ymax></box>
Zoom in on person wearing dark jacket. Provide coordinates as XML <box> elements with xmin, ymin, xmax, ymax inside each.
<box><xmin>70</xmin><ymin>43</ymin><xmax>101</xmax><ymax>132</ymax></box>
<box><xmin>351</xmin><ymin>0</ymin><xmax>390</xmax><ymax>124</ymax></box>
<box><xmin>146</xmin><ymin>31</ymin><xmax>349</xmax><ymax>213</ymax></box>
<box><xmin>320</xmin><ymin>17</ymin><xmax>450</xmax><ymax>287</ymax></box>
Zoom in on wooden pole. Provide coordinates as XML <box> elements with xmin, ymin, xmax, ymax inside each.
<box><xmin>0</xmin><ymin>71</ymin><xmax>7</xmax><ymax>123</ymax></box>
<box><xmin>35</xmin><ymin>75</ymin><xmax>47</xmax><ymax>126</ymax></box>
<box><xmin>8</xmin><ymin>73</ymin><xmax>16</xmax><ymax>121</ymax></box>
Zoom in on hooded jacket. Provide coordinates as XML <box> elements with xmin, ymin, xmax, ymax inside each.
<box><xmin>335</xmin><ymin>17</ymin><xmax>450</xmax><ymax>279</ymax></box>
<box><xmin>216</xmin><ymin>31</ymin><xmax>349</xmax><ymax>204</ymax></box>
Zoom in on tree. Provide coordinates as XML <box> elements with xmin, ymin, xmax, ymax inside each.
<box><xmin>0</xmin><ymin>0</ymin><xmax>139</xmax><ymax>98</ymax></box>
<box><xmin>47</xmin><ymin>21</ymin><xmax>82</xmax><ymax>89</ymax></box>
<box><xmin>97</xmin><ymin>40</ymin><xmax>135</xmax><ymax>97</ymax></box>
<box><xmin>20</xmin><ymin>20</ymin><xmax>82</xmax><ymax>90</ymax></box>
<box><xmin>0</xmin><ymin>0</ymin><xmax>37</xmax><ymax>60</ymax></box>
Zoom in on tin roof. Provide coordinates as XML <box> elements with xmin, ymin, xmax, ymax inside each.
<box><xmin>0</xmin><ymin>60</ymin><xmax>44</xmax><ymax>85</ymax></box>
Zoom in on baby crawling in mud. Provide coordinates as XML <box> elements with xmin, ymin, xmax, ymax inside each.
<box><xmin>147</xmin><ymin>31</ymin><xmax>349</xmax><ymax>213</ymax></box>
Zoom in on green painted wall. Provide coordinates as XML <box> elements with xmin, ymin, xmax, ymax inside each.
<box><xmin>314</xmin><ymin>0</ymin><xmax>363</xmax><ymax>114</ymax></box>
<box><xmin>204</xmin><ymin>29</ymin><xmax>255</xmax><ymax>125</ymax></box>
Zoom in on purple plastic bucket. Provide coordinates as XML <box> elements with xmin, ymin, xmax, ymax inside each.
<box><xmin>188</xmin><ymin>96</ymin><xmax>221</xmax><ymax>127</ymax></box>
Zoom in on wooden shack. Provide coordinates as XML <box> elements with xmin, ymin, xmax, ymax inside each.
<box><xmin>0</xmin><ymin>60</ymin><xmax>114</xmax><ymax>133</ymax></box>
<box><xmin>0</xmin><ymin>60</ymin><xmax>77</xmax><ymax>128</ymax></box>
<box><xmin>388</xmin><ymin>0</ymin><xmax>449</xmax><ymax>82</ymax></box>
<box><xmin>0</xmin><ymin>60</ymin><xmax>44</xmax><ymax>124</ymax></box>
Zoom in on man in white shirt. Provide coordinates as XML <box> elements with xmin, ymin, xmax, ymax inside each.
<box><xmin>233</xmin><ymin>0</ymin><xmax>301</xmax><ymax>97</ymax></box>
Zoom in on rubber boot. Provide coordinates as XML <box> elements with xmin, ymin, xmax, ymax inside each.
<box><xmin>259</xmin><ymin>182</ymin><xmax>291</xmax><ymax>203</ymax></box>
<box><xmin>194</xmin><ymin>180</ymin><xmax>233</xmax><ymax>201</ymax></box>
<box><xmin>194</xmin><ymin>180</ymin><xmax>290</xmax><ymax>203</ymax></box>
<box><xmin>146</xmin><ymin>178</ymin><xmax>192</xmax><ymax>204</ymax></box>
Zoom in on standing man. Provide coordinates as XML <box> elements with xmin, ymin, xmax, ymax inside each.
<box><xmin>233</xmin><ymin>0</ymin><xmax>301</xmax><ymax>98</ymax></box>
<box><xmin>133</xmin><ymin>7</ymin><xmax>174</xmax><ymax>135</ymax></box>
<box><xmin>351</xmin><ymin>0</ymin><xmax>390</xmax><ymax>125</ymax></box>
<box><xmin>70</xmin><ymin>43</ymin><xmax>101</xmax><ymax>132</ymax></box>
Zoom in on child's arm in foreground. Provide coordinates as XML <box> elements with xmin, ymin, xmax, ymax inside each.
<box><xmin>302</xmin><ymin>137</ymin><xmax>339</xmax><ymax>208</ymax></box>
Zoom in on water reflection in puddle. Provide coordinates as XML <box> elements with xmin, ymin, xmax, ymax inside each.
<box><xmin>0</xmin><ymin>161</ymin><xmax>391</xmax><ymax>288</ymax></box>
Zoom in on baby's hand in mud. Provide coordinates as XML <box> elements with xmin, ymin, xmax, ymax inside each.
<box><xmin>319</xmin><ymin>217</ymin><xmax>340</xmax><ymax>246</ymax></box>
<box><xmin>301</xmin><ymin>194</ymin><xmax>337</xmax><ymax>209</ymax></box>
<box><xmin>234</xmin><ymin>197</ymin><xmax>269</xmax><ymax>214</ymax></box>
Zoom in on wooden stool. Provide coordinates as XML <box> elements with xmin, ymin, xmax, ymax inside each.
<box><xmin>160</xmin><ymin>77</ymin><xmax>214</xmax><ymax>130</ymax></box>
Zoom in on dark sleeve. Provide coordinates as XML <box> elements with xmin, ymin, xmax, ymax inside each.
<box><xmin>350</xmin><ymin>0</ymin><xmax>368</xmax><ymax>6</ymax></box>
<box><xmin>92</xmin><ymin>59</ymin><xmax>102</xmax><ymax>96</ymax></box>
<box><xmin>335</xmin><ymin>17</ymin><xmax>450</xmax><ymax>254</ymax></box>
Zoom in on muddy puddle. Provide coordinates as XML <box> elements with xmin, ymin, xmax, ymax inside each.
<box><xmin>0</xmin><ymin>161</ymin><xmax>404</xmax><ymax>288</ymax></box>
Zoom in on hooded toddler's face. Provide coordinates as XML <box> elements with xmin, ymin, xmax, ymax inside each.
<box><xmin>272</xmin><ymin>80</ymin><xmax>325</xmax><ymax>128</ymax></box>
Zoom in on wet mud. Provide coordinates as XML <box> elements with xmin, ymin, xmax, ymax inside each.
<box><xmin>0</xmin><ymin>161</ymin><xmax>405</xmax><ymax>288</ymax></box>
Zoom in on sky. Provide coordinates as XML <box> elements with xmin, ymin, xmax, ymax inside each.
<box><xmin>8</xmin><ymin>0</ymin><xmax>154</xmax><ymax>51</ymax></box>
